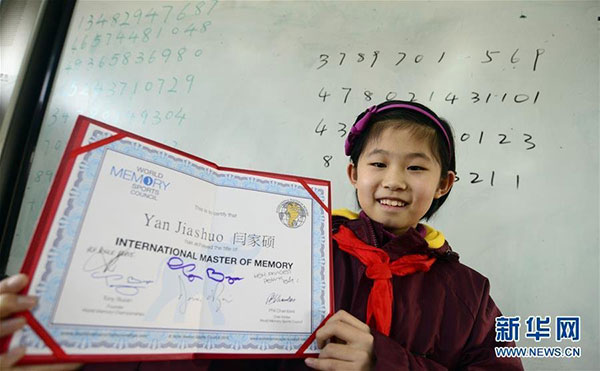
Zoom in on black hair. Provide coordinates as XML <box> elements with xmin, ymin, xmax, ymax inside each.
<box><xmin>348</xmin><ymin>100</ymin><xmax>456</xmax><ymax>220</ymax></box>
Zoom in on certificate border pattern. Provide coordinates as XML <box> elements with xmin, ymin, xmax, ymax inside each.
<box><xmin>18</xmin><ymin>127</ymin><xmax>328</xmax><ymax>353</ymax></box>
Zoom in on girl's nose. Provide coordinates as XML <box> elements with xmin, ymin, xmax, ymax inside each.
<box><xmin>382</xmin><ymin>171</ymin><xmax>407</xmax><ymax>190</ymax></box>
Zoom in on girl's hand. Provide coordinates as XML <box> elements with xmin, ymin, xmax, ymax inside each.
<box><xmin>304</xmin><ymin>310</ymin><xmax>374</xmax><ymax>371</ymax></box>
<box><xmin>0</xmin><ymin>274</ymin><xmax>81</xmax><ymax>370</ymax></box>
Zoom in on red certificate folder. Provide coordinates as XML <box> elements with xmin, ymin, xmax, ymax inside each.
<box><xmin>2</xmin><ymin>115</ymin><xmax>333</xmax><ymax>364</ymax></box>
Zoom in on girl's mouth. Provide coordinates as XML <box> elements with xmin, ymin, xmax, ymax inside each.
<box><xmin>378</xmin><ymin>198</ymin><xmax>406</xmax><ymax>207</ymax></box>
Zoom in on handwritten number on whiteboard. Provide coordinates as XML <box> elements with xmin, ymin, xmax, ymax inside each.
<box><xmin>185</xmin><ymin>74</ymin><xmax>194</xmax><ymax>93</ymax></box>
<box><xmin>86</xmin><ymin>15</ymin><xmax>94</xmax><ymax>30</ymax></box>
<box><xmin>153</xmin><ymin>111</ymin><xmax>162</xmax><ymax>125</ymax></box>
<box><xmin>323</xmin><ymin>155</ymin><xmax>332</xmax><ymax>168</ymax></box>
<box><xmin>200</xmin><ymin>21</ymin><xmax>212</xmax><ymax>33</ymax></box>
<box><xmin>342</xmin><ymin>87</ymin><xmax>352</xmax><ymax>103</ymax></box>
<box><xmin>146</xmin><ymin>8</ymin><xmax>159</xmax><ymax>23</ymax></box>
<box><xmin>195</xmin><ymin>2</ymin><xmax>206</xmax><ymax>15</ymax></box>
<box><xmin>317</xmin><ymin>54</ymin><xmax>329</xmax><ymax>69</ymax></box>
<box><xmin>168</xmin><ymin>77</ymin><xmax>178</xmax><ymax>93</ymax></box>
<box><xmin>129</xmin><ymin>32</ymin><xmax>141</xmax><ymax>44</ymax></box>
<box><xmin>396</xmin><ymin>52</ymin><xmax>407</xmax><ymax>65</ymax></box>
<box><xmin>162</xmin><ymin>5</ymin><xmax>173</xmax><ymax>23</ymax></box>
<box><xmin>178</xmin><ymin>47</ymin><xmax>187</xmax><ymax>61</ymax></box>
<box><xmin>133</xmin><ymin>9</ymin><xmax>142</xmax><ymax>24</ymax></box>
<box><xmin>116</xmin><ymin>31</ymin><xmax>125</xmax><ymax>43</ymax></box>
<box><xmin>470</xmin><ymin>172</ymin><xmax>483</xmax><ymax>184</ymax></box>
<box><xmin>157</xmin><ymin>78</ymin><xmax>165</xmax><ymax>94</ymax></box>
<box><xmin>498</xmin><ymin>134</ymin><xmax>511</xmax><ymax>144</ymax></box>
<box><xmin>177</xmin><ymin>3</ymin><xmax>190</xmax><ymax>21</ymax></box>
<box><xmin>184</xmin><ymin>23</ymin><xmax>198</xmax><ymax>37</ymax></box>
<box><xmin>121</xmin><ymin>11</ymin><xmax>130</xmax><ymax>27</ymax></box>
<box><xmin>175</xmin><ymin>108</ymin><xmax>187</xmax><ymax>125</ymax></box>
<box><xmin>371</xmin><ymin>51</ymin><xmax>379</xmax><ymax>68</ymax></box>
<box><xmin>50</xmin><ymin>108</ymin><xmax>59</xmax><ymax>126</ymax></box>
<box><xmin>207</xmin><ymin>0</ymin><xmax>219</xmax><ymax>15</ymax></box>
<box><xmin>135</xmin><ymin>51</ymin><xmax>144</xmax><ymax>64</ymax></box>
<box><xmin>97</xmin><ymin>13</ymin><xmax>108</xmax><ymax>27</ymax></box>
<box><xmin>111</xmin><ymin>13</ymin><xmax>120</xmax><ymax>26</ymax></box>
<box><xmin>445</xmin><ymin>92</ymin><xmax>458</xmax><ymax>104</ymax></box>
<box><xmin>337</xmin><ymin>123</ymin><xmax>347</xmax><ymax>137</ymax></box>
<box><xmin>119</xmin><ymin>81</ymin><xmax>127</xmax><ymax>95</ymax></box>
<box><xmin>315</xmin><ymin>119</ymin><xmax>327</xmax><ymax>136</ymax></box>
<box><xmin>318</xmin><ymin>87</ymin><xmax>330</xmax><ymax>102</ymax></box>
<box><xmin>523</xmin><ymin>134</ymin><xmax>536</xmax><ymax>150</ymax></box>
<box><xmin>143</xmin><ymin>28</ymin><xmax>152</xmax><ymax>42</ymax></box>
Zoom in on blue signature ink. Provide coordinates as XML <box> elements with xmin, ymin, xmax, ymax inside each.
<box><xmin>90</xmin><ymin>272</ymin><xmax>153</xmax><ymax>296</ymax></box>
<box><xmin>167</xmin><ymin>257</ymin><xmax>203</xmax><ymax>282</ymax></box>
<box><xmin>167</xmin><ymin>257</ymin><xmax>243</xmax><ymax>285</ymax></box>
<box><xmin>206</xmin><ymin>267</ymin><xmax>243</xmax><ymax>285</ymax></box>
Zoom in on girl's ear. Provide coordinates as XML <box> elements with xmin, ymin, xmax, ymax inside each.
<box><xmin>434</xmin><ymin>171</ymin><xmax>456</xmax><ymax>199</ymax></box>
<box><xmin>347</xmin><ymin>163</ymin><xmax>358</xmax><ymax>188</ymax></box>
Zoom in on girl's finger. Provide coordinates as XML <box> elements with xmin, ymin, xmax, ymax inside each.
<box><xmin>0</xmin><ymin>274</ymin><xmax>29</xmax><ymax>294</ymax></box>
<box><xmin>316</xmin><ymin>320</ymin><xmax>373</xmax><ymax>350</ymax></box>
<box><xmin>305</xmin><ymin>356</ymin><xmax>352</xmax><ymax>371</ymax></box>
<box><xmin>319</xmin><ymin>342</ymin><xmax>367</xmax><ymax>363</ymax></box>
<box><xmin>0</xmin><ymin>346</ymin><xmax>27</xmax><ymax>369</ymax></box>
<box><xmin>0</xmin><ymin>294</ymin><xmax>38</xmax><ymax>318</ymax></box>
<box><xmin>329</xmin><ymin>310</ymin><xmax>370</xmax><ymax>333</ymax></box>
<box><xmin>0</xmin><ymin>317</ymin><xmax>27</xmax><ymax>337</ymax></box>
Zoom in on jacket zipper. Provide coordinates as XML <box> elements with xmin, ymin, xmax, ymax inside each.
<box><xmin>366</xmin><ymin>217</ymin><xmax>378</xmax><ymax>249</ymax></box>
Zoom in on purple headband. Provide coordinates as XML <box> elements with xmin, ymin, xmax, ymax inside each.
<box><xmin>344</xmin><ymin>104</ymin><xmax>453</xmax><ymax>159</ymax></box>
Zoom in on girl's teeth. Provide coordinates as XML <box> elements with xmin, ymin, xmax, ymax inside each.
<box><xmin>380</xmin><ymin>199</ymin><xmax>404</xmax><ymax>207</ymax></box>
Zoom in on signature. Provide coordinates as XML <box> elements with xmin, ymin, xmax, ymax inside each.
<box><xmin>83</xmin><ymin>248</ymin><xmax>152</xmax><ymax>296</ymax></box>
<box><xmin>265</xmin><ymin>292</ymin><xmax>296</xmax><ymax>305</ymax></box>
<box><xmin>83</xmin><ymin>248</ymin><xmax>126</xmax><ymax>273</ymax></box>
<box><xmin>167</xmin><ymin>257</ymin><xmax>203</xmax><ymax>282</ymax></box>
<box><xmin>167</xmin><ymin>257</ymin><xmax>243</xmax><ymax>285</ymax></box>
<box><xmin>176</xmin><ymin>276</ymin><xmax>232</xmax><ymax>314</ymax></box>
<box><xmin>206</xmin><ymin>281</ymin><xmax>232</xmax><ymax>313</ymax></box>
<box><xmin>176</xmin><ymin>276</ymin><xmax>202</xmax><ymax>314</ymax></box>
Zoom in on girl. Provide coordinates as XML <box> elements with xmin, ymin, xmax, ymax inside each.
<box><xmin>0</xmin><ymin>101</ymin><xmax>523</xmax><ymax>370</ymax></box>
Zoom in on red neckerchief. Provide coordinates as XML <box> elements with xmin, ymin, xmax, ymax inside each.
<box><xmin>333</xmin><ymin>225</ymin><xmax>436</xmax><ymax>336</ymax></box>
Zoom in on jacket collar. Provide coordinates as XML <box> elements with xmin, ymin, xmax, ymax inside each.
<box><xmin>333</xmin><ymin>210</ymin><xmax>459</xmax><ymax>262</ymax></box>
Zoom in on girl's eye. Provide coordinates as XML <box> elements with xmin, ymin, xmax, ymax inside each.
<box><xmin>370</xmin><ymin>162</ymin><xmax>386</xmax><ymax>168</ymax></box>
<box><xmin>408</xmin><ymin>166</ymin><xmax>426</xmax><ymax>171</ymax></box>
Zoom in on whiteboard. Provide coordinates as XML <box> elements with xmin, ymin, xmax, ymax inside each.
<box><xmin>7</xmin><ymin>1</ymin><xmax>599</xmax><ymax>369</ymax></box>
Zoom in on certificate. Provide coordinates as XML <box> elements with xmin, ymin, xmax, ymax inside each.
<box><xmin>4</xmin><ymin>116</ymin><xmax>332</xmax><ymax>363</ymax></box>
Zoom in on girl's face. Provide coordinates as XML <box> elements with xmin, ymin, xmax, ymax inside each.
<box><xmin>347</xmin><ymin>126</ymin><xmax>455</xmax><ymax>235</ymax></box>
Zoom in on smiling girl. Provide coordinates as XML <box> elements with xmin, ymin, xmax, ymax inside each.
<box><xmin>302</xmin><ymin>101</ymin><xmax>524</xmax><ymax>370</ymax></box>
